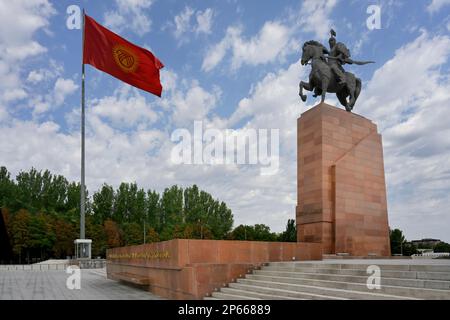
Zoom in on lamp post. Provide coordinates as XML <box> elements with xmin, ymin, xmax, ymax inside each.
<box><xmin>143</xmin><ymin>210</ymin><xmax>147</xmax><ymax>244</ymax></box>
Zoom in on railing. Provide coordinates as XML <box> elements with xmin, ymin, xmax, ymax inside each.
<box><xmin>0</xmin><ymin>259</ymin><xmax>107</xmax><ymax>270</ymax></box>
<box><xmin>72</xmin><ymin>259</ymin><xmax>107</xmax><ymax>269</ymax></box>
<box><xmin>411</xmin><ymin>252</ymin><xmax>450</xmax><ymax>259</ymax></box>
<box><xmin>0</xmin><ymin>264</ymin><xmax>70</xmax><ymax>271</ymax></box>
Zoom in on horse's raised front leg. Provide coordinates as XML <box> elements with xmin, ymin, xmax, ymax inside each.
<box><xmin>299</xmin><ymin>81</ymin><xmax>312</xmax><ymax>102</ymax></box>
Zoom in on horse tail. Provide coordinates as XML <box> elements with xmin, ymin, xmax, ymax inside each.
<box><xmin>355</xmin><ymin>77</ymin><xmax>362</xmax><ymax>101</ymax></box>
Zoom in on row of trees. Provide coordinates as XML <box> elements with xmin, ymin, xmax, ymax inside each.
<box><xmin>390</xmin><ymin>228</ymin><xmax>450</xmax><ymax>255</ymax></box>
<box><xmin>0</xmin><ymin>166</ymin><xmax>296</xmax><ymax>263</ymax></box>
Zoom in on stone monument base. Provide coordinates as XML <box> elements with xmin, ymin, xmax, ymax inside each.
<box><xmin>296</xmin><ymin>103</ymin><xmax>391</xmax><ymax>256</ymax></box>
<box><xmin>106</xmin><ymin>239</ymin><xmax>322</xmax><ymax>299</ymax></box>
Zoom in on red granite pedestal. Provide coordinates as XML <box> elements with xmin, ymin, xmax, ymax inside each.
<box><xmin>107</xmin><ymin>239</ymin><xmax>322</xmax><ymax>299</ymax></box>
<box><xmin>296</xmin><ymin>103</ymin><xmax>391</xmax><ymax>256</ymax></box>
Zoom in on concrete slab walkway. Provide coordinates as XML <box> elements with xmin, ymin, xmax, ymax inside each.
<box><xmin>0</xmin><ymin>267</ymin><xmax>163</xmax><ymax>300</ymax></box>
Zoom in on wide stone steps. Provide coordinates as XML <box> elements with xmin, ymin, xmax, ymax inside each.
<box><xmin>215</xmin><ymin>287</ymin><xmax>300</xmax><ymax>300</ymax></box>
<box><xmin>263</xmin><ymin>266</ymin><xmax>450</xmax><ymax>281</ymax></box>
<box><xmin>234</xmin><ymin>278</ymin><xmax>418</xmax><ymax>300</ymax></box>
<box><xmin>244</xmin><ymin>274</ymin><xmax>450</xmax><ymax>299</ymax></box>
<box><xmin>253</xmin><ymin>270</ymin><xmax>450</xmax><ymax>290</ymax></box>
<box><xmin>227</xmin><ymin>282</ymin><xmax>346</xmax><ymax>300</ymax></box>
<box><xmin>208</xmin><ymin>262</ymin><xmax>450</xmax><ymax>300</ymax></box>
<box><xmin>267</xmin><ymin>262</ymin><xmax>450</xmax><ymax>273</ymax></box>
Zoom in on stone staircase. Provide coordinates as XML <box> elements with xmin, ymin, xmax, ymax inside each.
<box><xmin>205</xmin><ymin>261</ymin><xmax>450</xmax><ymax>300</ymax></box>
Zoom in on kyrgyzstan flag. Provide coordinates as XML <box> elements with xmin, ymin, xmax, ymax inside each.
<box><xmin>83</xmin><ymin>14</ymin><xmax>164</xmax><ymax>97</ymax></box>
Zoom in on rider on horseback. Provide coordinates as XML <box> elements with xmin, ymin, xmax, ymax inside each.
<box><xmin>328</xmin><ymin>29</ymin><xmax>350</xmax><ymax>87</ymax></box>
<box><xmin>299</xmin><ymin>32</ymin><xmax>374</xmax><ymax>111</ymax></box>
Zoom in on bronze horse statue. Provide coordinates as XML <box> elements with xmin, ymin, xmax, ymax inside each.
<box><xmin>299</xmin><ymin>40</ymin><xmax>367</xmax><ymax>112</ymax></box>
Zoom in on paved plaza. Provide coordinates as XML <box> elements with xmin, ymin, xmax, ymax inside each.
<box><xmin>0</xmin><ymin>267</ymin><xmax>163</xmax><ymax>300</ymax></box>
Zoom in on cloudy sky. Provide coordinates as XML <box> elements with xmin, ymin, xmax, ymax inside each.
<box><xmin>0</xmin><ymin>0</ymin><xmax>449</xmax><ymax>242</ymax></box>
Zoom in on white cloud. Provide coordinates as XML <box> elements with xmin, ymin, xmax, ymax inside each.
<box><xmin>354</xmin><ymin>32</ymin><xmax>450</xmax><ymax>242</ymax></box>
<box><xmin>201</xmin><ymin>0</ymin><xmax>337</xmax><ymax>71</ymax></box>
<box><xmin>5</xmin><ymin>41</ymin><xmax>47</xmax><ymax>61</ymax></box>
<box><xmin>195</xmin><ymin>8</ymin><xmax>214</xmax><ymax>34</ymax></box>
<box><xmin>0</xmin><ymin>0</ymin><xmax>55</xmax><ymax>120</ymax></box>
<box><xmin>163</xmin><ymin>82</ymin><xmax>221</xmax><ymax>126</ymax></box>
<box><xmin>0</xmin><ymin>0</ymin><xmax>55</xmax><ymax>48</ymax></box>
<box><xmin>104</xmin><ymin>0</ymin><xmax>153</xmax><ymax>36</ymax></box>
<box><xmin>27</xmin><ymin>61</ymin><xmax>64</xmax><ymax>84</ymax></box>
<box><xmin>27</xmin><ymin>70</ymin><xmax>44</xmax><ymax>83</ymax></box>
<box><xmin>2</xmin><ymin>88</ymin><xmax>28</xmax><ymax>102</ymax></box>
<box><xmin>170</xmin><ymin>7</ymin><xmax>214</xmax><ymax>44</ymax></box>
<box><xmin>173</xmin><ymin>6</ymin><xmax>195</xmax><ymax>39</ymax></box>
<box><xmin>358</xmin><ymin>31</ymin><xmax>450</xmax><ymax>128</ymax></box>
<box><xmin>202</xmin><ymin>33</ymin><xmax>232</xmax><ymax>72</ymax></box>
<box><xmin>427</xmin><ymin>0</ymin><xmax>450</xmax><ymax>13</ymax></box>
<box><xmin>90</xmin><ymin>85</ymin><xmax>158</xmax><ymax>128</ymax></box>
<box><xmin>298</xmin><ymin>0</ymin><xmax>338</xmax><ymax>40</ymax></box>
<box><xmin>210</xmin><ymin>61</ymin><xmax>310</xmax><ymax>230</ymax></box>
<box><xmin>53</xmin><ymin>78</ymin><xmax>78</xmax><ymax>106</ymax></box>
<box><xmin>202</xmin><ymin>21</ymin><xmax>292</xmax><ymax>72</ymax></box>
<box><xmin>30</xmin><ymin>77</ymin><xmax>78</xmax><ymax>116</ymax></box>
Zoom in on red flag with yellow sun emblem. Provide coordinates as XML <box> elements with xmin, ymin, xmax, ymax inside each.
<box><xmin>83</xmin><ymin>14</ymin><xmax>164</xmax><ymax>97</ymax></box>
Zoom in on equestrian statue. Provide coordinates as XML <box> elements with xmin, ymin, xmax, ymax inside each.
<box><xmin>299</xmin><ymin>29</ymin><xmax>374</xmax><ymax>112</ymax></box>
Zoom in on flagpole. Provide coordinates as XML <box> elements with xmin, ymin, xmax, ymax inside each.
<box><xmin>80</xmin><ymin>9</ymin><xmax>86</xmax><ymax>240</ymax></box>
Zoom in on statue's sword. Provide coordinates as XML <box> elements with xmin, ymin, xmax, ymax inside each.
<box><xmin>326</xmin><ymin>56</ymin><xmax>375</xmax><ymax>65</ymax></box>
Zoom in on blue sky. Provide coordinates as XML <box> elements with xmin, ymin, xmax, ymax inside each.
<box><xmin>0</xmin><ymin>0</ymin><xmax>450</xmax><ymax>242</ymax></box>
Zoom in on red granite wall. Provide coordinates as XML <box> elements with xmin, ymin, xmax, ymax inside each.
<box><xmin>106</xmin><ymin>239</ymin><xmax>322</xmax><ymax>299</ymax></box>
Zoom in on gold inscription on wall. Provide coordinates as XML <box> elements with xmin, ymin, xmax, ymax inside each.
<box><xmin>108</xmin><ymin>251</ymin><xmax>170</xmax><ymax>260</ymax></box>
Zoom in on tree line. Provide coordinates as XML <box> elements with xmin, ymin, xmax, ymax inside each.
<box><xmin>0</xmin><ymin>166</ymin><xmax>296</xmax><ymax>263</ymax></box>
<box><xmin>390</xmin><ymin>228</ymin><xmax>450</xmax><ymax>256</ymax></box>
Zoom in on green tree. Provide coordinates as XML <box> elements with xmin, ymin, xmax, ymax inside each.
<box><xmin>160</xmin><ymin>185</ymin><xmax>183</xmax><ymax>239</ymax></box>
<box><xmin>10</xmin><ymin>209</ymin><xmax>32</xmax><ymax>263</ymax></box>
<box><xmin>229</xmin><ymin>224</ymin><xmax>277</xmax><ymax>241</ymax></box>
<box><xmin>146</xmin><ymin>190</ymin><xmax>161</xmax><ymax>231</ymax></box>
<box><xmin>0</xmin><ymin>166</ymin><xmax>15</xmax><ymax>208</ymax></box>
<box><xmin>145</xmin><ymin>226</ymin><xmax>160</xmax><ymax>243</ymax></box>
<box><xmin>86</xmin><ymin>215</ymin><xmax>107</xmax><ymax>257</ymax></box>
<box><xmin>66</xmin><ymin>182</ymin><xmax>81</xmax><ymax>214</ymax></box>
<box><xmin>188</xmin><ymin>222</ymin><xmax>213</xmax><ymax>239</ymax></box>
<box><xmin>390</xmin><ymin>228</ymin><xmax>406</xmax><ymax>255</ymax></box>
<box><xmin>53</xmin><ymin>217</ymin><xmax>77</xmax><ymax>258</ymax></box>
<box><xmin>402</xmin><ymin>242</ymin><xmax>418</xmax><ymax>256</ymax></box>
<box><xmin>132</xmin><ymin>188</ymin><xmax>147</xmax><ymax>224</ymax></box>
<box><xmin>279</xmin><ymin>219</ymin><xmax>297</xmax><ymax>242</ymax></box>
<box><xmin>253</xmin><ymin>224</ymin><xmax>277</xmax><ymax>241</ymax></box>
<box><xmin>0</xmin><ymin>165</ymin><xmax>237</xmax><ymax>261</ymax></box>
<box><xmin>28</xmin><ymin>213</ymin><xmax>56</xmax><ymax>260</ymax></box>
<box><xmin>202</xmin><ymin>199</ymin><xmax>233</xmax><ymax>240</ymax></box>
<box><xmin>92</xmin><ymin>184</ymin><xmax>115</xmax><ymax>224</ymax></box>
<box><xmin>104</xmin><ymin>219</ymin><xmax>122</xmax><ymax>248</ymax></box>
<box><xmin>122</xmin><ymin>222</ymin><xmax>144</xmax><ymax>245</ymax></box>
<box><xmin>48</xmin><ymin>174</ymin><xmax>69</xmax><ymax>213</ymax></box>
<box><xmin>114</xmin><ymin>183</ymin><xmax>131</xmax><ymax>223</ymax></box>
<box><xmin>15</xmin><ymin>168</ymin><xmax>43</xmax><ymax>212</ymax></box>
<box><xmin>183</xmin><ymin>185</ymin><xmax>233</xmax><ymax>239</ymax></box>
<box><xmin>184</xmin><ymin>185</ymin><xmax>202</xmax><ymax>223</ymax></box>
<box><xmin>434</xmin><ymin>242</ymin><xmax>450</xmax><ymax>253</ymax></box>
<box><xmin>229</xmin><ymin>225</ymin><xmax>255</xmax><ymax>240</ymax></box>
